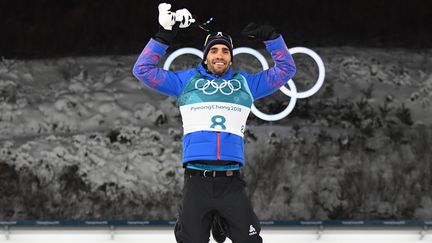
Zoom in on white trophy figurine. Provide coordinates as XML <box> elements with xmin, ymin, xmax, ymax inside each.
<box><xmin>158</xmin><ymin>3</ymin><xmax>195</xmax><ymax>30</ymax></box>
<box><xmin>175</xmin><ymin>8</ymin><xmax>196</xmax><ymax>28</ymax></box>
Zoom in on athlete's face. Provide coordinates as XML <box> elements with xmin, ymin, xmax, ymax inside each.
<box><xmin>204</xmin><ymin>44</ymin><xmax>232</xmax><ymax>76</ymax></box>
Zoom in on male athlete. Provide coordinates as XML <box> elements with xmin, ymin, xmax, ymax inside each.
<box><xmin>133</xmin><ymin>3</ymin><xmax>296</xmax><ymax>243</ymax></box>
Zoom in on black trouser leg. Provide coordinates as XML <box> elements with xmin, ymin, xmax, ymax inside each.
<box><xmin>175</xmin><ymin>175</ymin><xmax>213</xmax><ymax>243</ymax></box>
<box><xmin>215</xmin><ymin>176</ymin><xmax>263</xmax><ymax>243</ymax></box>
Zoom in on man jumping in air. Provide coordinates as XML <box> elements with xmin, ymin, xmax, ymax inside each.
<box><xmin>133</xmin><ymin>3</ymin><xmax>296</xmax><ymax>243</ymax></box>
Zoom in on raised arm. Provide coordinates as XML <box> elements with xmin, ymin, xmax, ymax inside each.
<box><xmin>132</xmin><ymin>3</ymin><xmax>195</xmax><ymax>97</ymax></box>
<box><xmin>132</xmin><ymin>38</ymin><xmax>186</xmax><ymax>97</ymax></box>
<box><xmin>240</xmin><ymin>23</ymin><xmax>296</xmax><ymax>100</ymax></box>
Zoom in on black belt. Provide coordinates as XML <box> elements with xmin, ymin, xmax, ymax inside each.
<box><xmin>185</xmin><ymin>168</ymin><xmax>240</xmax><ymax>177</ymax></box>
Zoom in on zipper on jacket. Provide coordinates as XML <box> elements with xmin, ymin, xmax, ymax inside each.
<box><xmin>216</xmin><ymin>132</ymin><xmax>221</xmax><ymax>160</ymax></box>
<box><xmin>215</xmin><ymin>75</ymin><xmax>222</xmax><ymax>161</ymax></box>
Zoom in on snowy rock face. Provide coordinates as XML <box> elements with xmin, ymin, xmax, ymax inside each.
<box><xmin>0</xmin><ymin>56</ymin><xmax>183</xmax><ymax>220</ymax></box>
<box><xmin>1</xmin><ymin>48</ymin><xmax>432</xmax><ymax>221</ymax></box>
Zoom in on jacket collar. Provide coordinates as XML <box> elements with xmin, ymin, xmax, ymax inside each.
<box><xmin>198</xmin><ymin>62</ymin><xmax>233</xmax><ymax>80</ymax></box>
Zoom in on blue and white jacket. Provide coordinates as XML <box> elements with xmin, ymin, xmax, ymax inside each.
<box><xmin>132</xmin><ymin>35</ymin><xmax>296</xmax><ymax>166</ymax></box>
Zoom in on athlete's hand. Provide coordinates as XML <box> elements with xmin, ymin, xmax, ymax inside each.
<box><xmin>155</xmin><ymin>23</ymin><xmax>179</xmax><ymax>45</ymax></box>
<box><xmin>155</xmin><ymin>3</ymin><xmax>179</xmax><ymax>45</ymax></box>
<box><xmin>241</xmin><ymin>22</ymin><xmax>279</xmax><ymax>41</ymax></box>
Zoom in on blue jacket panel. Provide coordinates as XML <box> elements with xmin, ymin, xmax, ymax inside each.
<box><xmin>133</xmin><ymin>36</ymin><xmax>296</xmax><ymax>166</ymax></box>
<box><xmin>181</xmin><ymin>131</ymin><xmax>245</xmax><ymax>163</ymax></box>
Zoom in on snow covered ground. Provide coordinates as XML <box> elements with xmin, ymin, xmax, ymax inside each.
<box><xmin>3</xmin><ymin>226</ymin><xmax>431</xmax><ymax>243</ymax></box>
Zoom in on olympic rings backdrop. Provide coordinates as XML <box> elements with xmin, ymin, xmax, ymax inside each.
<box><xmin>163</xmin><ymin>46</ymin><xmax>325</xmax><ymax>121</ymax></box>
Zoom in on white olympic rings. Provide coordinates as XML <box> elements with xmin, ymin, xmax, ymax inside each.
<box><xmin>195</xmin><ymin>79</ymin><xmax>241</xmax><ymax>95</ymax></box>
<box><xmin>281</xmin><ymin>47</ymin><xmax>325</xmax><ymax>99</ymax></box>
<box><xmin>163</xmin><ymin>47</ymin><xmax>203</xmax><ymax>70</ymax></box>
<box><xmin>163</xmin><ymin>46</ymin><xmax>325</xmax><ymax>121</ymax></box>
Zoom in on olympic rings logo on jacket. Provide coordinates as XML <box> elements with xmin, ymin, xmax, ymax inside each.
<box><xmin>195</xmin><ymin>79</ymin><xmax>242</xmax><ymax>95</ymax></box>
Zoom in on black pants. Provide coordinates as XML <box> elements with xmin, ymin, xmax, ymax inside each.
<box><xmin>175</xmin><ymin>173</ymin><xmax>263</xmax><ymax>243</ymax></box>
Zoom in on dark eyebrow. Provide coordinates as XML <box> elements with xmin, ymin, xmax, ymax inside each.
<box><xmin>210</xmin><ymin>46</ymin><xmax>230</xmax><ymax>51</ymax></box>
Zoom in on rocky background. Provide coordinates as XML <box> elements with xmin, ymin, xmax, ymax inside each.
<box><xmin>1</xmin><ymin>46</ymin><xmax>432</xmax><ymax>221</ymax></box>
